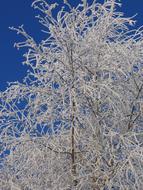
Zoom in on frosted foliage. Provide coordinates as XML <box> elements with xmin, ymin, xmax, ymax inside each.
<box><xmin>0</xmin><ymin>0</ymin><xmax>143</xmax><ymax>189</ymax></box>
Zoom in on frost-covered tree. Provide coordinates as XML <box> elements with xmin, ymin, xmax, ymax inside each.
<box><xmin>0</xmin><ymin>0</ymin><xmax>143</xmax><ymax>189</ymax></box>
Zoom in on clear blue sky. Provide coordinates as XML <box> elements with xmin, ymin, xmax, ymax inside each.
<box><xmin>0</xmin><ymin>0</ymin><xmax>143</xmax><ymax>91</ymax></box>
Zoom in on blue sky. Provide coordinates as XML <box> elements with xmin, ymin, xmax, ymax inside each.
<box><xmin>0</xmin><ymin>0</ymin><xmax>143</xmax><ymax>91</ymax></box>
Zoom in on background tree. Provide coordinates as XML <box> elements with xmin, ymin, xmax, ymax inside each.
<box><xmin>0</xmin><ymin>0</ymin><xmax>143</xmax><ymax>189</ymax></box>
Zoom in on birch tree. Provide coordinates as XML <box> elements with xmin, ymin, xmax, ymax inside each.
<box><xmin>0</xmin><ymin>0</ymin><xmax>143</xmax><ymax>189</ymax></box>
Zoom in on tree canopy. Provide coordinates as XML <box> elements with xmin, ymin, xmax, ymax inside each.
<box><xmin>0</xmin><ymin>0</ymin><xmax>143</xmax><ymax>189</ymax></box>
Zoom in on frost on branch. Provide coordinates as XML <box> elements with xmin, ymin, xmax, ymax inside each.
<box><xmin>0</xmin><ymin>0</ymin><xmax>143</xmax><ymax>189</ymax></box>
